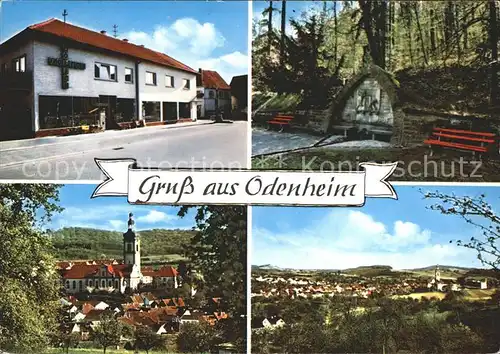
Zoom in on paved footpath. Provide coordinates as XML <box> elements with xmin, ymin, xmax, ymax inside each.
<box><xmin>0</xmin><ymin>121</ymin><xmax>248</xmax><ymax>180</ymax></box>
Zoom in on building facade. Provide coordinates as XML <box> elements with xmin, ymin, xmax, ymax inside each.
<box><xmin>198</xmin><ymin>69</ymin><xmax>231</xmax><ymax>118</ymax></box>
<box><xmin>0</xmin><ymin>18</ymin><xmax>198</xmax><ymax>140</ymax></box>
<box><xmin>59</xmin><ymin>213</ymin><xmax>178</xmax><ymax>294</ymax></box>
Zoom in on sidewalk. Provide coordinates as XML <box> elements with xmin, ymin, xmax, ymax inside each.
<box><xmin>0</xmin><ymin>119</ymin><xmax>214</xmax><ymax>151</ymax></box>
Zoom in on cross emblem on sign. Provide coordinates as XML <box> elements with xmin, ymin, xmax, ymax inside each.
<box><xmin>47</xmin><ymin>47</ymin><xmax>86</xmax><ymax>89</ymax></box>
<box><xmin>61</xmin><ymin>47</ymin><xmax>70</xmax><ymax>89</ymax></box>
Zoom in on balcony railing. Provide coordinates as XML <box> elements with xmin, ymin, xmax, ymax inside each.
<box><xmin>0</xmin><ymin>71</ymin><xmax>33</xmax><ymax>91</ymax></box>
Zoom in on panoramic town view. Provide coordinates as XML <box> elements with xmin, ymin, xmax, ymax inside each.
<box><xmin>0</xmin><ymin>184</ymin><xmax>247</xmax><ymax>353</ymax></box>
<box><xmin>251</xmin><ymin>186</ymin><xmax>500</xmax><ymax>353</ymax></box>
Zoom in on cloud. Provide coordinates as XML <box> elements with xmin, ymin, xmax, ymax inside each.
<box><xmin>136</xmin><ymin>210</ymin><xmax>174</xmax><ymax>224</ymax></box>
<box><xmin>109</xmin><ymin>220</ymin><xmax>126</xmax><ymax>230</ymax></box>
<box><xmin>252</xmin><ymin>210</ymin><xmax>481</xmax><ymax>270</ymax></box>
<box><xmin>123</xmin><ymin>17</ymin><xmax>246</xmax><ymax>82</ymax></box>
<box><xmin>126</xmin><ymin>18</ymin><xmax>225</xmax><ymax>57</ymax></box>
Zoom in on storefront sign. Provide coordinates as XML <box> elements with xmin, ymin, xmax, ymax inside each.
<box><xmin>47</xmin><ymin>47</ymin><xmax>86</xmax><ymax>89</ymax></box>
<box><xmin>47</xmin><ymin>57</ymin><xmax>86</xmax><ymax>70</ymax></box>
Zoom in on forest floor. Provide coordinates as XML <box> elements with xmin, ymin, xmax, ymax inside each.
<box><xmin>396</xmin><ymin>64</ymin><xmax>492</xmax><ymax>113</ymax></box>
<box><xmin>252</xmin><ymin>144</ymin><xmax>500</xmax><ymax>182</ymax></box>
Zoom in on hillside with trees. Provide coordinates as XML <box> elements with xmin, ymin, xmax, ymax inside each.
<box><xmin>48</xmin><ymin>227</ymin><xmax>195</xmax><ymax>262</ymax></box>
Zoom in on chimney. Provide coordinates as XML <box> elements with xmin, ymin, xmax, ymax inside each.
<box><xmin>123</xmin><ymin>39</ymin><xmax>129</xmax><ymax>42</ymax></box>
<box><xmin>100</xmin><ymin>30</ymin><xmax>107</xmax><ymax>35</ymax></box>
<box><xmin>139</xmin><ymin>45</ymin><xmax>144</xmax><ymax>47</ymax></box>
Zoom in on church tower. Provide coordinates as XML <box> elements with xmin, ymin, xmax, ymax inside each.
<box><xmin>435</xmin><ymin>265</ymin><xmax>441</xmax><ymax>282</ymax></box>
<box><xmin>123</xmin><ymin>212</ymin><xmax>141</xmax><ymax>269</ymax></box>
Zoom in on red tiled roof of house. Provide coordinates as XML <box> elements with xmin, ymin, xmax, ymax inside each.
<box><xmin>81</xmin><ymin>303</ymin><xmax>95</xmax><ymax>315</ymax></box>
<box><xmin>162</xmin><ymin>298</ymin><xmax>185</xmax><ymax>307</ymax></box>
<box><xmin>27</xmin><ymin>18</ymin><xmax>197</xmax><ymax>74</ymax></box>
<box><xmin>142</xmin><ymin>265</ymin><xmax>178</xmax><ymax>278</ymax></box>
<box><xmin>84</xmin><ymin>309</ymin><xmax>106</xmax><ymax>321</ymax></box>
<box><xmin>200</xmin><ymin>70</ymin><xmax>230</xmax><ymax>90</ymax></box>
<box><xmin>61</xmin><ymin>263</ymin><xmax>131</xmax><ymax>279</ymax></box>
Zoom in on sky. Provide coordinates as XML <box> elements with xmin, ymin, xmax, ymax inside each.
<box><xmin>0</xmin><ymin>0</ymin><xmax>248</xmax><ymax>82</ymax></box>
<box><xmin>252</xmin><ymin>185</ymin><xmax>500</xmax><ymax>270</ymax></box>
<box><xmin>43</xmin><ymin>184</ymin><xmax>198</xmax><ymax>232</ymax></box>
<box><xmin>252</xmin><ymin>1</ymin><xmax>338</xmax><ymax>37</ymax></box>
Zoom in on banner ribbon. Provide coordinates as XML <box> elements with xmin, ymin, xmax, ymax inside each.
<box><xmin>92</xmin><ymin>159</ymin><xmax>398</xmax><ymax>206</ymax></box>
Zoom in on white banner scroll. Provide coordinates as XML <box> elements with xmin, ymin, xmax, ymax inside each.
<box><xmin>92</xmin><ymin>159</ymin><xmax>398</xmax><ymax>206</ymax></box>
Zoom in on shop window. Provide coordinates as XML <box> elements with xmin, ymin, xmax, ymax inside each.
<box><xmin>116</xmin><ymin>98</ymin><xmax>135</xmax><ymax>123</ymax></box>
<box><xmin>179</xmin><ymin>103</ymin><xmax>191</xmax><ymax>119</ymax></box>
<box><xmin>38</xmin><ymin>96</ymin><xmax>100</xmax><ymax>129</ymax></box>
<box><xmin>142</xmin><ymin>101</ymin><xmax>161</xmax><ymax>122</ymax></box>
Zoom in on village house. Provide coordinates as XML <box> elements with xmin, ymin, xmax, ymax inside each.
<box><xmin>58</xmin><ymin>213</ymin><xmax>178</xmax><ymax>294</ymax></box>
<box><xmin>230</xmin><ymin>74</ymin><xmax>247</xmax><ymax>120</ymax></box>
<box><xmin>197</xmin><ymin>69</ymin><xmax>231</xmax><ymax>118</ymax></box>
<box><xmin>251</xmin><ymin>316</ymin><xmax>286</xmax><ymax>330</ymax></box>
<box><xmin>0</xmin><ymin>18</ymin><xmax>199</xmax><ymax>140</ymax></box>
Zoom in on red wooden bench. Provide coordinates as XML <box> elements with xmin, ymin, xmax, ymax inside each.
<box><xmin>424</xmin><ymin>127</ymin><xmax>497</xmax><ymax>158</ymax></box>
<box><xmin>268</xmin><ymin>115</ymin><xmax>294</xmax><ymax>132</ymax></box>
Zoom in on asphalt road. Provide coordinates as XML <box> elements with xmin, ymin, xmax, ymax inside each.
<box><xmin>0</xmin><ymin>121</ymin><xmax>248</xmax><ymax>180</ymax></box>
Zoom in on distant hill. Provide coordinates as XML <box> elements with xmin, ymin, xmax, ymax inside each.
<box><xmin>408</xmin><ymin>265</ymin><xmax>474</xmax><ymax>272</ymax></box>
<box><xmin>252</xmin><ymin>264</ymin><xmax>284</xmax><ymax>271</ymax></box>
<box><xmin>48</xmin><ymin>227</ymin><xmax>195</xmax><ymax>261</ymax></box>
<box><xmin>251</xmin><ymin>264</ymin><xmax>487</xmax><ymax>278</ymax></box>
<box><xmin>342</xmin><ymin>265</ymin><xmax>406</xmax><ymax>277</ymax></box>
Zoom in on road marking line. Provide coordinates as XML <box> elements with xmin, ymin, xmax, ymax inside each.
<box><xmin>0</xmin><ymin>147</ymin><xmax>105</xmax><ymax>169</ymax></box>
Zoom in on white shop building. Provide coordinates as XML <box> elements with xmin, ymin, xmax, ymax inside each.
<box><xmin>0</xmin><ymin>18</ymin><xmax>199</xmax><ymax>140</ymax></box>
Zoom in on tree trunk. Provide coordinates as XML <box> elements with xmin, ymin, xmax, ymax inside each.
<box><xmin>489</xmin><ymin>0</ymin><xmax>499</xmax><ymax>106</ymax></box>
<box><xmin>430</xmin><ymin>8</ymin><xmax>437</xmax><ymax>54</ymax></box>
<box><xmin>414</xmin><ymin>2</ymin><xmax>429</xmax><ymax>66</ymax></box>
<box><xmin>405</xmin><ymin>4</ymin><xmax>414</xmax><ymax>66</ymax></box>
<box><xmin>334</xmin><ymin>1</ymin><xmax>338</xmax><ymax>64</ymax></box>
<box><xmin>280</xmin><ymin>0</ymin><xmax>286</xmax><ymax>67</ymax></box>
<box><xmin>268</xmin><ymin>1</ymin><xmax>273</xmax><ymax>54</ymax></box>
<box><xmin>359</xmin><ymin>0</ymin><xmax>382</xmax><ymax>68</ymax></box>
<box><xmin>463</xmin><ymin>3</ymin><xmax>469</xmax><ymax>50</ymax></box>
<box><xmin>455</xmin><ymin>3</ymin><xmax>462</xmax><ymax>62</ymax></box>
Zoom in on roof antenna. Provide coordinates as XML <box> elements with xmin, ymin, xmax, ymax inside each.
<box><xmin>113</xmin><ymin>24</ymin><xmax>118</xmax><ymax>38</ymax></box>
<box><xmin>62</xmin><ymin>9</ymin><xmax>68</xmax><ymax>24</ymax></box>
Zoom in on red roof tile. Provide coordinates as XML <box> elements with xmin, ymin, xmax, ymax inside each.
<box><xmin>142</xmin><ymin>265</ymin><xmax>178</xmax><ymax>278</ymax></box>
<box><xmin>27</xmin><ymin>19</ymin><xmax>197</xmax><ymax>74</ymax></box>
<box><xmin>81</xmin><ymin>303</ymin><xmax>95</xmax><ymax>315</ymax></box>
<box><xmin>62</xmin><ymin>263</ymin><xmax>131</xmax><ymax>279</ymax></box>
<box><xmin>201</xmin><ymin>70</ymin><xmax>230</xmax><ymax>90</ymax></box>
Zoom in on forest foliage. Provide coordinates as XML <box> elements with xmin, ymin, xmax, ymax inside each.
<box><xmin>48</xmin><ymin>227</ymin><xmax>195</xmax><ymax>260</ymax></box>
<box><xmin>253</xmin><ymin>1</ymin><xmax>499</xmax><ymax>111</ymax></box>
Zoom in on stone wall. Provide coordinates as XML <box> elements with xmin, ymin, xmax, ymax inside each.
<box><xmin>302</xmin><ymin>109</ymin><xmax>330</xmax><ymax>133</ymax></box>
<box><xmin>394</xmin><ymin>111</ymin><xmax>454</xmax><ymax>147</ymax></box>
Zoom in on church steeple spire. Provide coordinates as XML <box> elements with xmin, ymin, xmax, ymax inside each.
<box><xmin>123</xmin><ymin>213</ymin><xmax>140</xmax><ymax>268</ymax></box>
<box><xmin>128</xmin><ymin>212</ymin><xmax>135</xmax><ymax>230</ymax></box>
